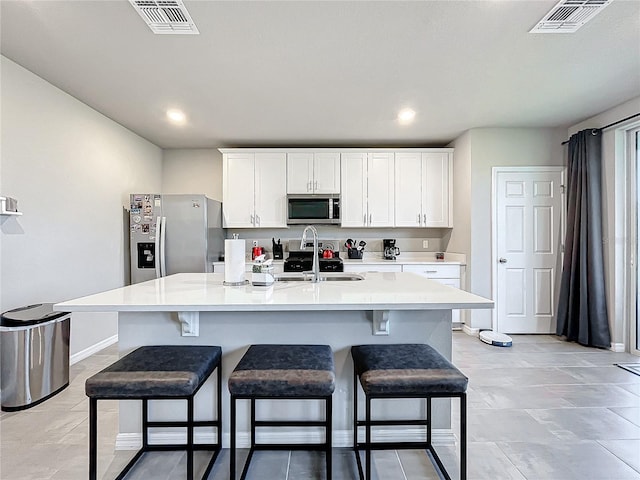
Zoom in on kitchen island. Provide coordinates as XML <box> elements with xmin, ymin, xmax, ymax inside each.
<box><xmin>55</xmin><ymin>272</ymin><xmax>493</xmax><ymax>449</ymax></box>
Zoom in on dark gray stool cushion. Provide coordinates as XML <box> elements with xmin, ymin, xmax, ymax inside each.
<box><xmin>351</xmin><ymin>344</ymin><xmax>468</xmax><ymax>395</ymax></box>
<box><xmin>86</xmin><ymin>345</ymin><xmax>222</xmax><ymax>399</ymax></box>
<box><xmin>228</xmin><ymin>344</ymin><xmax>335</xmax><ymax>397</ymax></box>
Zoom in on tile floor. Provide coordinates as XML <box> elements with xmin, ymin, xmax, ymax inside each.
<box><xmin>1</xmin><ymin>333</ymin><xmax>640</xmax><ymax>479</ymax></box>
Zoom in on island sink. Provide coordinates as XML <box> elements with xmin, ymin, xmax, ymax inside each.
<box><xmin>274</xmin><ymin>272</ymin><xmax>364</xmax><ymax>282</ymax></box>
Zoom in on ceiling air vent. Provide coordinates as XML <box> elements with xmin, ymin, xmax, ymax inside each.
<box><xmin>129</xmin><ymin>0</ymin><xmax>199</xmax><ymax>35</ymax></box>
<box><xmin>530</xmin><ymin>0</ymin><xmax>613</xmax><ymax>33</ymax></box>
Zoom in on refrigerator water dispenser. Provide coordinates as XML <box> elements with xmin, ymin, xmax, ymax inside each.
<box><xmin>137</xmin><ymin>242</ymin><xmax>155</xmax><ymax>269</ymax></box>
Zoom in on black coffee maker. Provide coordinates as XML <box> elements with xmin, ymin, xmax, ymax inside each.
<box><xmin>383</xmin><ymin>239</ymin><xmax>400</xmax><ymax>260</ymax></box>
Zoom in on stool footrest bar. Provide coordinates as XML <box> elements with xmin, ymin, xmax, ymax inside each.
<box><xmin>255</xmin><ymin>420</ymin><xmax>327</xmax><ymax>427</ymax></box>
<box><xmin>356</xmin><ymin>419</ymin><xmax>428</xmax><ymax>427</ymax></box>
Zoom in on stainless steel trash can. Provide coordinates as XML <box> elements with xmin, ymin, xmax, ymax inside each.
<box><xmin>1</xmin><ymin>304</ymin><xmax>70</xmax><ymax>411</ymax></box>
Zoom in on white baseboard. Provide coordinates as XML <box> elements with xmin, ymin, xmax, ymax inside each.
<box><xmin>610</xmin><ymin>343</ymin><xmax>625</xmax><ymax>353</ymax></box>
<box><xmin>70</xmin><ymin>334</ymin><xmax>118</xmax><ymax>365</ymax></box>
<box><xmin>116</xmin><ymin>428</ymin><xmax>457</xmax><ymax>450</ymax></box>
<box><xmin>462</xmin><ymin>324</ymin><xmax>479</xmax><ymax>336</ymax></box>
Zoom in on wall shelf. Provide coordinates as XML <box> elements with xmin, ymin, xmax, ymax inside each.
<box><xmin>0</xmin><ymin>196</ymin><xmax>22</xmax><ymax>216</ymax></box>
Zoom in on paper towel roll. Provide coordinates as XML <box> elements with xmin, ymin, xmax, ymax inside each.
<box><xmin>224</xmin><ymin>239</ymin><xmax>246</xmax><ymax>285</ymax></box>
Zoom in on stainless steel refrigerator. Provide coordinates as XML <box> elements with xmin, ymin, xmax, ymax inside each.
<box><xmin>129</xmin><ymin>194</ymin><xmax>224</xmax><ymax>284</ymax></box>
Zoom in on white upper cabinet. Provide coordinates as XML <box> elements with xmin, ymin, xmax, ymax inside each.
<box><xmin>341</xmin><ymin>152</ymin><xmax>394</xmax><ymax>227</ymax></box>
<box><xmin>222</xmin><ymin>148</ymin><xmax>451</xmax><ymax>229</ymax></box>
<box><xmin>223</xmin><ymin>152</ymin><xmax>287</xmax><ymax>228</ymax></box>
<box><xmin>394</xmin><ymin>151</ymin><xmax>452</xmax><ymax>228</ymax></box>
<box><xmin>287</xmin><ymin>152</ymin><xmax>340</xmax><ymax>194</ymax></box>
<box><xmin>340</xmin><ymin>153</ymin><xmax>367</xmax><ymax>227</ymax></box>
<box><xmin>254</xmin><ymin>153</ymin><xmax>288</xmax><ymax>228</ymax></box>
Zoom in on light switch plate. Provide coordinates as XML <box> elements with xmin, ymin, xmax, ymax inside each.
<box><xmin>422</xmin><ymin>240</ymin><xmax>429</xmax><ymax>248</ymax></box>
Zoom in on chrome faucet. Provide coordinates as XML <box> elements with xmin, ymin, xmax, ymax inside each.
<box><xmin>300</xmin><ymin>225</ymin><xmax>320</xmax><ymax>283</ymax></box>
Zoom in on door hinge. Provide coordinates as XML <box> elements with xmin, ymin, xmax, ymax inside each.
<box><xmin>561</xmin><ymin>244</ymin><xmax>565</xmax><ymax>253</ymax></box>
<box><xmin>560</xmin><ymin>185</ymin><xmax>565</xmax><ymax>194</ymax></box>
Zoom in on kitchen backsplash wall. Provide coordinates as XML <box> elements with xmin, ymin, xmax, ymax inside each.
<box><xmin>226</xmin><ymin>227</ymin><xmax>450</xmax><ymax>257</ymax></box>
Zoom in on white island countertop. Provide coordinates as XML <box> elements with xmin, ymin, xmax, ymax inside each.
<box><xmin>54</xmin><ymin>272</ymin><xmax>492</xmax><ymax>313</ymax></box>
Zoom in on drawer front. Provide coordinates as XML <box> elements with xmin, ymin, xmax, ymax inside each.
<box><xmin>344</xmin><ymin>264</ymin><xmax>402</xmax><ymax>273</ymax></box>
<box><xmin>402</xmin><ymin>264</ymin><xmax>460</xmax><ymax>279</ymax></box>
<box><xmin>430</xmin><ymin>278</ymin><xmax>461</xmax><ymax>289</ymax></box>
<box><xmin>430</xmin><ymin>278</ymin><xmax>461</xmax><ymax>324</ymax></box>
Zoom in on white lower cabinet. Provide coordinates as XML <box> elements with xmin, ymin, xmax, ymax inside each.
<box><xmin>402</xmin><ymin>264</ymin><xmax>462</xmax><ymax>324</ymax></box>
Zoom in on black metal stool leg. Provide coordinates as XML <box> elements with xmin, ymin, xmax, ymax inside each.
<box><xmin>217</xmin><ymin>365</ymin><xmax>222</xmax><ymax>450</ymax></box>
<box><xmin>365</xmin><ymin>396</ymin><xmax>371</xmax><ymax>480</ymax></box>
<box><xmin>89</xmin><ymin>398</ymin><xmax>97</xmax><ymax>480</ymax></box>
<box><xmin>353</xmin><ymin>368</ymin><xmax>358</xmax><ymax>450</ymax></box>
<box><xmin>353</xmin><ymin>368</ymin><xmax>364</xmax><ymax>480</ymax></box>
<box><xmin>230</xmin><ymin>396</ymin><xmax>237</xmax><ymax>480</ymax></box>
<box><xmin>142</xmin><ymin>399</ymin><xmax>149</xmax><ymax>448</ymax></box>
<box><xmin>461</xmin><ymin>394</ymin><xmax>467</xmax><ymax>480</ymax></box>
<box><xmin>426</xmin><ymin>397</ymin><xmax>432</xmax><ymax>447</ymax></box>
<box><xmin>250</xmin><ymin>398</ymin><xmax>256</xmax><ymax>449</ymax></box>
<box><xmin>187</xmin><ymin>396</ymin><xmax>194</xmax><ymax>480</ymax></box>
<box><xmin>326</xmin><ymin>395</ymin><xmax>332</xmax><ymax>480</ymax></box>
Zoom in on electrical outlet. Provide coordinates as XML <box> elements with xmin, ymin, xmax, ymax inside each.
<box><xmin>252</xmin><ymin>240</ymin><xmax>258</xmax><ymax>247</ymax></box>
<box><xmin>422</xmin><ymin>240</ymin><xmax>429</xmax><ymax>249</ymax></box>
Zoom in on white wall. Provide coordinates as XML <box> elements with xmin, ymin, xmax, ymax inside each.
<box><xmin>162</xmin><ymin>149</ymin><xmax>222</xmax><ymax>201</ymax></box>
<box><xmin>568</xmin><ymin>96</ymin><xmax>640</xmax><ymax>348</ymax></box>
<box><xmin>449</xmin><ymin>127</ymin><xmax>566</xmax><ymax>330</ymax></box>
<box><xmin>0</xmin><ymin>56</ymin><xmax>162</xmax><ymax>357</ymax></box>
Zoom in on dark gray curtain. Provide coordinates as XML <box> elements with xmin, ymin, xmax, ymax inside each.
<box><xmin>556</xmin><ymin>129</ymin><xmax>611</xmax><ymax>348</ymax></box>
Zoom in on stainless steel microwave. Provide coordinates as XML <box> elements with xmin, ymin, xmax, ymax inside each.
<box><xmin>287</xmin><ymin>194</ymin><xmax>341</xmax><ymax>225</ymax></box>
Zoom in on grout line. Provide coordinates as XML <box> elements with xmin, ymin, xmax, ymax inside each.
<box><xmin>284</xmin><ymin>450</ymin><xmax>292</xmax><ymax>480</ymax></box>
<box><xmin>395</xmin><ymin>450</ymin><xmax>409</xmax><ymax>480</ymax></box>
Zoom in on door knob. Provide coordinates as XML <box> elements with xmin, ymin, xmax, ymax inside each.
<box><xmin>499</xmin><ymin>258</ymin><xmax>507</xmax><ymax>263</ymax></box>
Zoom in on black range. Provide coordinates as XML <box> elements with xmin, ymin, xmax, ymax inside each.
<box><xmin>284</xmin><ymin>251</ymin><xmax>344</xmax><ymax>273</ymax></box>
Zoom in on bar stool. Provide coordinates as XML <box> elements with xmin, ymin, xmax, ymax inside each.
<box><xmin>85</xmin><ymin>345</ymin><xmax>222</xmax><ymax>480</ymax></box>
<box><xmin>351</xmin><ymin>343</ymin><xmax>468</xmax><ymax>480</ymax></box>
<box><xmin>228</xmin><ymin>344</ymin><xmax>335</xmax><ymax>480</ymax></box>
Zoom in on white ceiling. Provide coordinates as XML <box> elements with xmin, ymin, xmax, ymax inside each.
<box><xmin>2</xmin><ymin>0</ymin><xmax>639</xmax><ymax>149</ymax></box>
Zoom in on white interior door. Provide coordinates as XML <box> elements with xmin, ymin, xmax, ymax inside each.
<box><xmin>629</xmin><ymin>127</ymin><xmax>640</xmax><ymax>355</ymax></box>
<box><xmin>494</xmin><ymin>168</ymin><xmax>565</xmax><ymax>334</ymax></box>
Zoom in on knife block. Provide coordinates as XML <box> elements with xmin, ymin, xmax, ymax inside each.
<box><xmin>347</xmin><ymin>248</ymin><xmax>363</xmax><ymax>259</ymax></box>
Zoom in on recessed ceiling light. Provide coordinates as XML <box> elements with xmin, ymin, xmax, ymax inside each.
<box><xmin>166</xmin><ymin>109</ymin><xmax>186</xmax><ymax>124</ymax></box>
<box><xmin>397</xmin><ymin>108</ymin><xmax>416</xmax><ymax>125</ymax></box>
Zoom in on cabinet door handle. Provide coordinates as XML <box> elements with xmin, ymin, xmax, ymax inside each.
<box><xmin>369</xmin><ymin>213</ymin><xmax>372</xmax><ymax>224</ymax></box>
<box><xmin>256</xmin><ymin>214</ymin><xmax>260</xmax><ymax>226</ymax></box>
<box><xmin>418</xmin><ymin>213</ymin><xmax>421</xmax><ymax>225</ymax></box>
<box><xmin>425</xmin><ymin>270</ymin><xmax>437</xmax><ymax>273</ymax></box>
<box><xmin>314</xmin><ymin>181</ymin><xmax>318</xmax><ymax>190</ymax></box>
<box><xmin>250</xmin><ymin>214</ymin><xmax>255</xmax><ymax>225</ymax></box>
<box><xmin>307</xmin><ymin>181</ymin><xmax>311</xmax><ymax>192</ymax></box>
<box><xmin>423</xmin><ymin>213</ymin><xmax>427</xmax><ymax>224</ymax></box>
